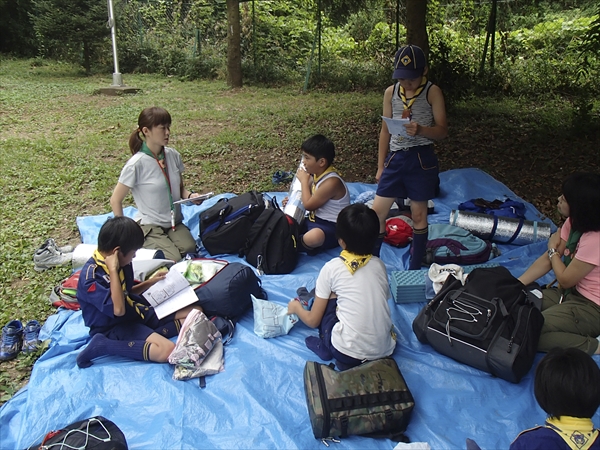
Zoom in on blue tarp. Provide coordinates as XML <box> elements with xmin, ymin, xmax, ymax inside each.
<box><xmin>2</xmin><ymin>168</ymin><xmax>598</xmax><ymax>449</ymax></box>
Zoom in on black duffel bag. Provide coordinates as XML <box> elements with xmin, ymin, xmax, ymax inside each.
<box><xmin>199</xmin><ymin>190</ymin><xmax>266</xmax><ymax>255</ymax></box>
<box><xmin>412</xmin><ymin>266</ymin><xmax>544</xmax><ymax>383</ymax></box>
<box><xmin>29</xmin><ymin>416</ymin><xmax>128</xmax><ymax>449</ymax></box>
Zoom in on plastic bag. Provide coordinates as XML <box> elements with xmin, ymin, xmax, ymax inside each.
<box><xmin>252</xmin><ymin>295</ymin><xmax>298</xmax><ymax>338</ymax></box>
<box><xmin>168</xmin><ymin>309</ymin><xmax>224</xmax><ymax>380</ymax></box>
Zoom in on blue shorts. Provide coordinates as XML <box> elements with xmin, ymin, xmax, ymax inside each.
<box><xmin>302</xmin><ymin>216</ymin><xmax>339</xmax><ymax>250</ymax></box>
<box><xmin>376</xmin><ymin>144</ymin><xmax>439</xmax><ymax>201</ymax></box>
<box><xmin>320</xmin><ymin>299</ymin><xmax>363</xmax><ymax>371</ymax></box>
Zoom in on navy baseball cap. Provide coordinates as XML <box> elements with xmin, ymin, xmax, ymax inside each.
<box><xmin>393</xmin><ymin>45</ymin><xmax>426</xmax><ymax>79</ymax></box>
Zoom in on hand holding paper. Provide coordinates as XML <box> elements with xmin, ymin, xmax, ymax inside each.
<box><xmin>381</xmin><ymin>116</ymin><xmax>411</xmax><ymax>138</ymax></box>
<box><xmin>142</xmin><ymin>267</ymin><xmax>198</xmax><ymax>319</ymax></box>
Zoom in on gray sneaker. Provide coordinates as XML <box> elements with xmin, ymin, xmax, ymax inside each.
<box><xmin>38</xmin><ymin>238</ymin><xmax>73</xmax><ymax>254</ymax></box>
<box><xmin>33</xmin><ymin>242</ymin><xmax>73</xmax><ymax>272</ymax></box>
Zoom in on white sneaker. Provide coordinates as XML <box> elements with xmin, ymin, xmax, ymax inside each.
<box><xmin>33</xmin><ymin>240</ymin><xmax>73</xmax><ymax>271</ymax></box>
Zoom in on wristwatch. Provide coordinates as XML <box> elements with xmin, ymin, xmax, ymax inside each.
<box><xmin>548</xmin><ymin>248</ymin><xmax>559</xmax><ymax>260</ymax></box>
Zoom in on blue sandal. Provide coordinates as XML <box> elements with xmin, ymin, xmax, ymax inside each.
<box><xmin>272</xmin><ymin>170</ymin><xmax>294</xmax><ymax>184</ymax></box>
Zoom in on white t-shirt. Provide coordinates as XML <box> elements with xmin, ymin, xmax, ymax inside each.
<box><xmin>118</xmin><ymin>147</ymin><xmax>185</xmax><ymax>228</ymax></box>
<box><xmin>315</xmin><ymin>256</ymin><xmax>396</xmax><ymax>360</ymax></box>
<box><xmin>561</xmin><ymin>218</ymin><xmax>600</xmax><ymax>305</ymax></box>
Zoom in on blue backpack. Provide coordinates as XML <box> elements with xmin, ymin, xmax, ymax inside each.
<box><xmin>458</xmin><ymin>198</ymin><xmax>526</xmax><ymax>219</ymax></box>
<box><xmin>418</xmin><ymin>224</ymin><xmax>500</xmax><ymax>266</ymax></box>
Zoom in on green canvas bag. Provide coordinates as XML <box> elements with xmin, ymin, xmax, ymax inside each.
<box><xmin>303</xmin><ymin>358</ymin><xmax>415</xmax><ymax>442</ymax></box>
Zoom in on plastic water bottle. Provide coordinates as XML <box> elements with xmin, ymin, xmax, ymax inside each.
<box><xmin>283</xmin><ymin>160</ymin><xmax>307</xmax><ymax>226</ymax></box>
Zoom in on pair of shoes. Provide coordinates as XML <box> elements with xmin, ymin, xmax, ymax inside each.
<box><xmin>33</xmin><ymin>238</ymin><xmax>73</xmax><ymax>272</ymax></box>
<box><xmin>0</xmin><ymin>320</ymin><xmax>42</xmax><ymax>360</ymax></box>
<box><xmin>272</xmin><ymin>170</ymin><xmax>294</xmax><ymax>185</ymax></box>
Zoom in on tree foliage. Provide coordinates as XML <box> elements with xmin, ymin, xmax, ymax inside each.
<box><xmin>0</xmin><ymin>0</ymin><xmax>37</xmax><ymax>56</ymax></box>
<box><xmin>1</xmin><ymin>0</ymin><xmax>598</xmax><ymax>100</ymax></box>
<box><xmin>31</xmin><ymin>0</ymin><xmax>109</xmax><ymax>72</ymax></box>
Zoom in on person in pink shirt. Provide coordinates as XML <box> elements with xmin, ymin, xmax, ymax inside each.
<box><xmin>519</xmin><ymin>172</ymin><xmax>600</xmax><ymax>355</ymax></box>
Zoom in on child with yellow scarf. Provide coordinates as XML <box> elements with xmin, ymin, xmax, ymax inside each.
<box><xmin>288</xmin><ymin>204</ymin><xmax>396</xmax><ymax>370</ymax></box>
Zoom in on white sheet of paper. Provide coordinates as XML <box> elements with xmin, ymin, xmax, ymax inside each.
<box><xmin>173</xmin><ymin>192</ymin><xmax>214</xmax><ymax>205</ymax></box>
<box><xmin>143</xmin><ymin>268</ymin><xmax>198</xmax><ymax>319</ymax></box>
<box><xmin>381</xmin><ymin>116</ymin><xmax>410</xmax><ymax>137</ymax></box>
<box><xmin>152</xmin><ymin>285</ymin><xmax>198</xmax><ymax>319</ymax></box>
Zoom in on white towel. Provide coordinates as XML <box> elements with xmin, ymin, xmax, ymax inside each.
<box><xmin>428</xmin><ymin>263</ymin><xmax>468</xmax><ymax>294</ymax></box>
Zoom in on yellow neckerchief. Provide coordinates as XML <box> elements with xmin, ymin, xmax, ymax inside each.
<box><xmin>546</xmin><ymin>416</ymin><xmax>599</xmax><ymax>450</ymax></box>
<box><xmin>399</xmin><ymin>76</ymin><xmax>428</xmax><ymax>112</ymax></box>
<box><xmin>339</xmin><ymin>250</ymin><xmax>371</xmax><ymax>275</ymax></box>
<box><xmin>308</xmin><ymin>166</ymin><xmax>338</xmax><ymax>222</ymax></box>
<box><xmin>92</xmin><ymin>249</ymin><xmax>147</xmax><ymax>319</ymax></box>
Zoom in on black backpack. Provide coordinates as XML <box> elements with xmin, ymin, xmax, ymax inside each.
<box><xmin>199</xmin><ymin>191</ymin><xmax>266</xmax><ymax>255</ymax></box>
<box><xmin>412</xmin><ymin>266</ymin><xmax>544</xmax><ymax>383</ymax></box>
<box><xmin>243</xmin><ymin>201</ymin><xmax>300</xmax><ymax>275</ymax></box>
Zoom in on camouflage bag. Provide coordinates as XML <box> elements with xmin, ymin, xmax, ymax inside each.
<box><xmin>303</xmin><ymin>358</ymin><xmax>414</xmax><ymax>442</ymax></box>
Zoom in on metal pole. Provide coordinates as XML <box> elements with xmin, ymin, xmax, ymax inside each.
<box><xmin>107</xmin><ymin>0</ymin><xmax>123</xmax><ymax>86</ymax></box>
<box><xmin>395</xmin><ymin>0</ymin><xmax>400</xmax><ymax>50</ymax></box>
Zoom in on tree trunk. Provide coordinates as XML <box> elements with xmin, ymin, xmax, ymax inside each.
<box><xmin>83</xmin><ymin>41</ymin><xmax>91</xmax><ymax>74</ymax></box>
<box><xmin>226</xmin><ymin>0</ymin><xmax>242</xmax><ymax>88</ymax></box>
<box><xmin>405</xmin><ymin>0</ymin><xmax>429</xmax><ymax>58</ymax></box>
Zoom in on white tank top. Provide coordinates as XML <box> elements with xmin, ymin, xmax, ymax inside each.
<box><xmin>314</xmin><ymin>172</ymin><xmax>350</xmax><ymax>223</ymax></box>
<box><xmin>390</xmin><ymin>81</ymin><xmax>434</xmax><ymax>150</ymax></box>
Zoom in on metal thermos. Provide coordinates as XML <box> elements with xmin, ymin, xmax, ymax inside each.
<box><xmin>449</xmin><ymin>210</ymin><xmax>551</xmax><ymax>245</ymax></box>
<box><xmin>283</xmin><ymin>161</ymin><xmax>307</xmax><ymax>226</ymax></box>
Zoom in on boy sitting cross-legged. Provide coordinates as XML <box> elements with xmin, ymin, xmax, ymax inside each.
<box><xmin>295</xmin><ymin>134</ymin><xmax>350</xmax><ymax>255</ymax></box>
<box><xmin>288</xmin><ymin>203</ymin><xmax>397</xmax><ymax>370</ymax></box>
<box><xmin>76</xmin><ymin>216</ymin><xmax>200</xmax><ymax>368</ymax></box>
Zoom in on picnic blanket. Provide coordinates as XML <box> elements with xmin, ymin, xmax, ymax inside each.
<box><xmin>2</xmin><ymin>168</ymin><xmax>598</xmax><ymax>449</ymax></box>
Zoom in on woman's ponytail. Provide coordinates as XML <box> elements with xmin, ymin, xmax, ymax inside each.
<box><xmin>128</xmin><ymin>127</ymin><xmax>143</xmax><ymax>155</ymax></box>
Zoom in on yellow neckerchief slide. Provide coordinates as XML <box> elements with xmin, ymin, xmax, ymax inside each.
<box><xmin>339</xmin><ymin>250</ymin><xmax>371</xmax><ymax>275</ymax></box>
<box><xmin>546</xmin><ymin>416</ymin><xmax>599</xmax><ymax>450</ymax></box>
<box><xmin>308</xmin><ymin>166</ymin><xmax>338</xmax><ymax>222</ymax></box>
<box><xmin>92</xmin><ymin>249</ymin><xmax>147</xmax><ymax>319</ymax></box>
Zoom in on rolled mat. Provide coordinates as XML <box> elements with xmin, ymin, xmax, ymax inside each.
<box><xmin>449</xmin><ymin>210</ymin><xmax>551</xmax><ymax>245</ymax></box>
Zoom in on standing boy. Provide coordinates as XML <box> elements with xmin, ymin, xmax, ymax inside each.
<box><xmin>288</xmin><ymin>203</ymin><xmax>396</xmax><ymax>370</ymax></box>
<box><xmin>372</xmin><ymin>45</ymin><xmax>448</xmax><ymax>267</ymax></box>
<box><xmin>76</xmin><ymin>216</ymin><xmax>199</xmax><ymax>368</ymax></box>
<box><xmin>295</xmin><ymin>134</ymin><xmax>350</xmax><ymax>255</ymax></box>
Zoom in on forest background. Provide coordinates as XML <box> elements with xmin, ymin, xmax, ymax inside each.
<box><xmin>0</xmin><ymin>0</ymin><xmax>599</xmax><ymax>402</ymax></box>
